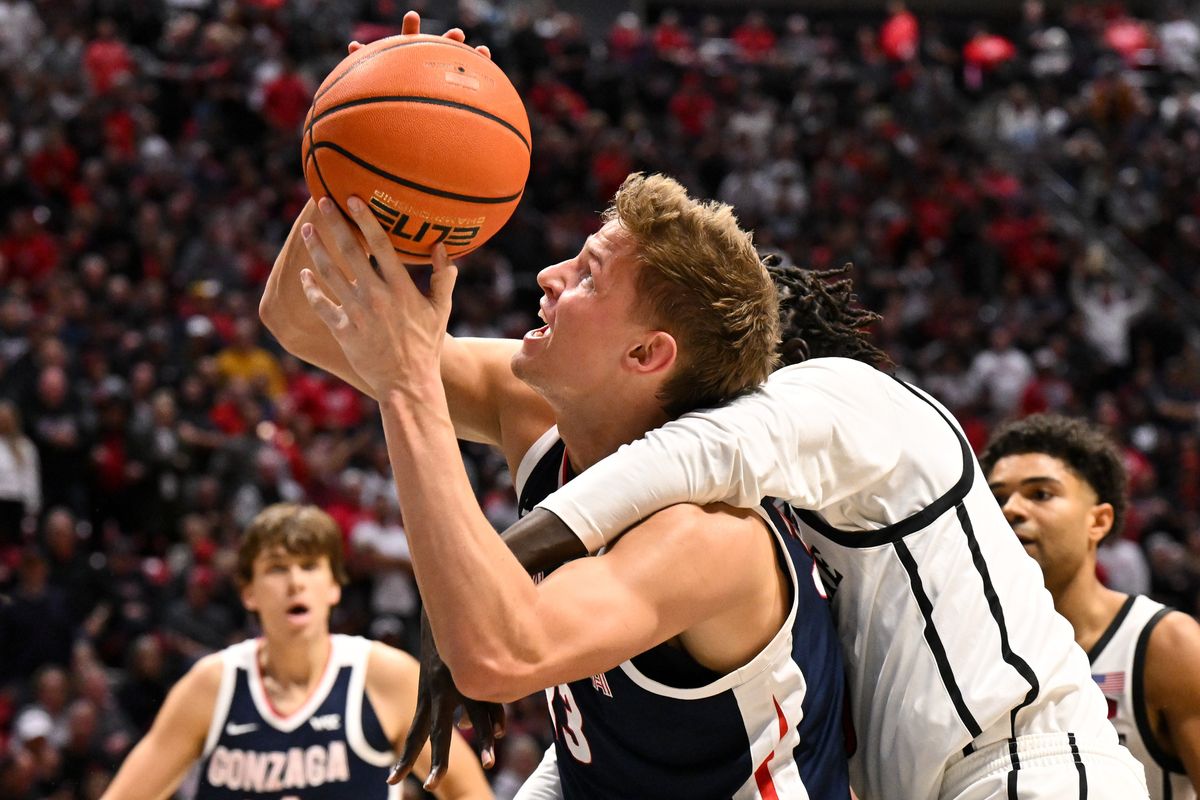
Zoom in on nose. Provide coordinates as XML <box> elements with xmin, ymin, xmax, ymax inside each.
<box><xmin>536</xmin><ymin>260</ymin><xmax>567</xmax><ymax>300</ymax></box>
<box><xmin>285</xmin><ymin>564</ymin><xmax>306</xmax><ymax>590</ymax></box>
<box><xmin>999</xmin><ymin>493</ymin><xmax>1025</xmax><ymax>526</ymax></box>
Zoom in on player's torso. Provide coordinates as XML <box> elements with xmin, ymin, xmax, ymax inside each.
<box><xmin>516</xmin><ymin>430</ymin><xmax>850</xmax><ymax>800</ymax></box>
<box><xmin>194</xmin><ymin>634</ymin><xmax>398</xmax><ymax>800</ymax></box>
<box><xmin>1090</xmin><ymin>595</ymin><xmax>1194</xmax><ymax>800</ymax></box>
<box><xmin>782</xmin><ymin>374</ymin><xmax>1112</xmax><ymax>800</ymax></box>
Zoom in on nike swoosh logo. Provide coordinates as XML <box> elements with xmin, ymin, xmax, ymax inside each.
<box><xmin>225</xmin><ymin>722</ymin><xmax>259</xmax><ymax>736</ymax></box>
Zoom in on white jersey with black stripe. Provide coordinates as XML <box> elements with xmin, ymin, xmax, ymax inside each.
<box><xmin>1090</xmin><ymin>595</ymin><xmax>1195</xmax><ymax>800</ymax></box>
<box><xmin>535</xmin><ymin>357</ymin><xmax>1118</xmax><ymax>800</ymax></box>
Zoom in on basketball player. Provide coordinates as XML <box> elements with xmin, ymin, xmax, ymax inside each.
<box><xmin>983</xmin><ymin>414</ymin><xmax>1200</xmax><ymax>800</ymax></box>
<box><xmin>294</xmin><ymin>174</ymin><xmax>852</xmax><ymax>797</ymax></box>
<box><xmin>100</xmin><ymin>503</ymin><xmax>490</xmax><ymax>800</ymax></box>
<box><xmin>262</xmin><ymin>170</ymin><xmax>1146</xmax><ymax>796</ymax></box>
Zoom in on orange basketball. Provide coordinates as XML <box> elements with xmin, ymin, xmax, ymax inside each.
<box><xmin>301</xmin><ymin>34</ymin><xmax>531</xmax><ymax>263</ymax></box>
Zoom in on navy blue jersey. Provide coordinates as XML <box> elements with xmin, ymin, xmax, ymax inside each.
<box><xmin>515</xmin><ymin>428</ymin><xmax>850</xmax><ymax>799</ymax></box>
<box><xmin>195</xmin><ymin>635</ymin><xmax>398</xmax><ymax>799</ymax></box>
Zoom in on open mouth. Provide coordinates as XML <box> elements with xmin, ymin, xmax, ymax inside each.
<box><xmin>525</xmin><ymin>324</ymin><xmax>552</xmax><ymax>340</ymax></box>
<box><xmin>286</xmin><ymin>603</ymin><xmax>310</xmax><ymax>621</ymax></box>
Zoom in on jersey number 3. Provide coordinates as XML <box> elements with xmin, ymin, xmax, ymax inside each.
<box><xmin>546</xmin><ymin>684</ymin><xmax>592</xmax><ymax>764</ymax></box>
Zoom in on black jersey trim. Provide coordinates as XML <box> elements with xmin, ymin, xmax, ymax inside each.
<box><xmin>1087</xmin><ymin>594</ymin><xmax>1137</xmax><ymax>664</ymax></box>
<box><xmin>792</xmin><ymin>379</ymin><xmax>973</xmax><ymax>548</ymax></box>
<box><xmin>516</xmin><ymin>439</ymin><xmax>567</xmax><ymax>515</ymax></box>
<box><xmin>1007</xmin><ymin>737</ymin><xmax>1020</xmax><ymax>799</ymax></box>
<box><xmin>1133</xmin><ymin>606</ymin><xmax>1189</xmax><ymax>775</ymax></box>
<box><xmin>893</xmin><ymin>539</ymin><xmax>982</xmax><ymax>738</ymax></box>
<box><xmin>1068</xmin><ymin>731</ymin><xmax>1088</xmax><ymax>798</ymax></box>
<box><xmin>958</xmin><ymin>502</ymin><xmax>1041</xmax><ymax>740</ymax></box>
<box><xmin>1164</xmin><ymin>770</ymin><xmax>1173</xmax><ymax>800</ymax></box>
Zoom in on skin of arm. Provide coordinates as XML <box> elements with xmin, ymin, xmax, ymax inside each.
<box><xmin>365</xmin><ymin>642</ymin><xmax>492</xmax><ymax>799</ymax></box>
<box><xmin>1144</xmin><ymin>611</ymin><xmax>1200</xmax><ymax>790</ymax></box>
<box><xmin>379</xmin><ymin>385</ymin><xmax>774</xmax><ymax>704</ymax></box>
<box><xmin>100</xmin><ymin>654</ymin><xmax>222</xmax><ymax>800</ymax></box>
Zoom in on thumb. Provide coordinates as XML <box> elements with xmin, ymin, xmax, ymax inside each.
<box><xmin>429</xmin><ymin>244</ymin><xmax>459</xmax><ymax>308</ymax></box>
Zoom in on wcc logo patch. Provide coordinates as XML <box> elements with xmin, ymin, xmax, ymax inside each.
<box><xmin>369</xmin><ymin>193</ymin><xmax>481</xmax><ymax>249</ymax></box>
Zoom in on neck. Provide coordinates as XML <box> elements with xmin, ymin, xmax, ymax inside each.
<box><xmin>555</xmin><ymin>395</ymin><xmax>669</xmax><ymax>473</ymax></box>
<box><xmin>259</xmin><ymin>631</ymin><xmax>331</xmax><ymax>689</ymax></box>
<box><xmin>1049</xmin><ymin>561</ymin><xmax>1128</xmax><ymax>652</ymax></box>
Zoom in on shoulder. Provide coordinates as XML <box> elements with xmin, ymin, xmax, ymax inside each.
<box><xmin>364</xmin><ymin>640</ymin><xmax>419</xmax><ymax>694</ymax></box>
<box><xmin>177</xmin><ymin>651</ymin><xmax>226</xmax><ymax>698</ymax></box>
<box><xmin>611</xmin><ymin>503</ymin><xmax>770</xmax><ymax>581</ymax></box>
<box><xmin>1144</xmin><ymin>609</ymin><xmax>1200</xmax><ymax>704</ymax></box>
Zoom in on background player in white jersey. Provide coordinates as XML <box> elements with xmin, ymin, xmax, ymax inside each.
<box><xmin>983</xmin><ymin>414</ymin><xmax>1200</xmax><ymax>800</ymax></box>
<box><xmin>100</xmin><ymin>503</ymin><xmax>490</xmax><ymax>800</ymax></box>
<box><xmin>292</xmin><ymin>173</ymin><xmax>852</xmax><ymax>797</ymax></box>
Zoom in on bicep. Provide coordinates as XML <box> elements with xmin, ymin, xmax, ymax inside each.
<box><xmin>1147</xmin><ymin>614</ymin><xmax>1200</xmax><ymax>788</ymax></box>
<box><xmin>504</xmin><ymin>506</ymin><xmax>759</xmax><ymax>697</ymax></box>
<box><xmin>441</xmin><ymin>336</ymin><xmax>555</xmax><ymax>465</ymax></box>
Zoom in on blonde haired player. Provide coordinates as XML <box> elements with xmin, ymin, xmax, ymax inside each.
<box><xmin>985</xmin><ymin>414</ymin><xmax>1200</xmax><ymax>800</ymax></box>
<box><xmin>101</xmin><ymin>503</ymin><xmax>490</xmax><ymax>800</ymax></box>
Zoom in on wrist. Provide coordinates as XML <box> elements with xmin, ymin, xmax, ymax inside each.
<box><xmin>377</xmin><ymin>370</ymin><xmax>441</xmax><ymax>406</ymax></box>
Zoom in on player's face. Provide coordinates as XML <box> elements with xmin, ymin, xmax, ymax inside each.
<box><xmin>512</xmin><ymin>220</ymin><xmax>649</xmax><ymax>403</ymax></box>
<box><xmin>241</xmin><ymin>547</ymin><xmax>341</xmax><ymax>639</ymax></box>
<box><xmin>987</xmin><ymin>453</ymin><xmax>1111</xmax><ymax>591</ymax></box>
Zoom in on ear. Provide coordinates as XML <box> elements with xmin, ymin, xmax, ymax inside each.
<box><xmin>328</xmin><ymin>581</ymin><xmax>342</xmax><ymax>608</ymax></box>
<box><xmin>240</xmin><ymin>583</ymin><xmax>258</xmax><ymax>613</ymax></box>
<box><xmin>1086</xmin><ymin>502</ymin><xmax>1115</xmax><ymax>547</ymax></box>
<box><xmin>625</xmin><ymin>331</ymin><xmax>677</xmax><ymax>376</ymax></box>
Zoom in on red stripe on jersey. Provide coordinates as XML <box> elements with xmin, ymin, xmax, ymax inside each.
<box><xmin>754</xmin><ymin>757</ymin><xmax>780</xmax><ymax>800</ymax></box>
<box><xmin>753</xmin><ymin>696</ymin><xmax>790</xmax><ymax>799</ymax></box>
<box><xmin>774</xmin><ymin>696</ymin><xmax>789</xmax><ymax>738</ymax></box>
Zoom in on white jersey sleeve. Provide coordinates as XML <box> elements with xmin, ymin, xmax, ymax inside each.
<box><xmin>536</xmin><ymin>358</ymin><xmax>903</xmax><ymax>552</ymax></box>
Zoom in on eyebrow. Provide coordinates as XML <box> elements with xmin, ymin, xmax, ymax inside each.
<box><xmin>987</xmin><ymin>476</ymin><xmax>1064</xmax><ymax>490</ymax></box>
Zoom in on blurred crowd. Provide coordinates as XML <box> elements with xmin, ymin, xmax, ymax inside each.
<box><xmin>1</xmin><ymin>0</ymin><xmax>1200</xmax><ymax>797</ymax></box>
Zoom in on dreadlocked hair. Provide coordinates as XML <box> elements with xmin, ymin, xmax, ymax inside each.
<box><xmin>765</xmin><ymin>258</ymin><xmax>890</xmax><ymax>368</ymax></box>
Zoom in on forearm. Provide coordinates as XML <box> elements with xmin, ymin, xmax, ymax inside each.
<box><xmin>380</xmin><ymin>379</ymin><xmax>545</xmax><ymax>679</ymax></box>
<box><xmin>260</xmin><ymin>200</ymin><xmax>377</xmax><ymax>396</ymax></box>
<box><xmin>500</xmin><ymin>508</ymin><xmax>587</xmax><ymax>572</ymax></box>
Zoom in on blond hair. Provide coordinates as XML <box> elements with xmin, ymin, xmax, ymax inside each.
<box><xmin>236</xmin><ymin>503</ymin><xmax>348</xmax><ymax>586</ymax></box>
<box><xmin>605</xmin><ymin>173</ymin><xmax>779</xmax><ymax>416</ymax></box>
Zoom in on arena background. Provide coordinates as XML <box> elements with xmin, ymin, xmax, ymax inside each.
<box><xmin>1</xmin><ymin>0</ymin><xmax>1199</xmax><ymax>797</ymax></box>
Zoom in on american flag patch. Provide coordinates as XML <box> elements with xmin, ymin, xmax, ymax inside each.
<box><xmin>591</xmin><ymin>673</ymin><xmax>613</xmax><ymax>697</ymax></box>
<box><xmin>1093</xmin><ymin>671</ymin><xmax>1126</xmax><ymax>696</ymax></box>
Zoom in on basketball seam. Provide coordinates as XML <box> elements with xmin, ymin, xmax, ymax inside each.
<box><xmin>309</xmin><ymin>141</ymin><xmax>523</xmax><ymax>204</ymax></box>
<box><xmin>313</xmin><ymin>38</ymin><xmax>478</xmax><ymax>106</ymax></box>
<box><xmin>307</xmin><ymin>95</ymin><xmax>531</xmax><ymax>153</ymax></box>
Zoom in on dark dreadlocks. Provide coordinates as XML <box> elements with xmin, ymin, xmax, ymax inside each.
<box><xmin>764</xmin><ymin>257</ymin><xmax>891</xmax><ymax>369</ymax></box>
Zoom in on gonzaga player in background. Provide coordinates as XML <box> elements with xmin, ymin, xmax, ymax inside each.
<box><xmin>101</xmin><ymin>503</ymin><xmax>490</xmax><ymax>800</ymax></box>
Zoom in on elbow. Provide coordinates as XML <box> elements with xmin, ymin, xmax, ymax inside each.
<box><xmin>446</xmin><ymin>649</ymin><xmax>539</xmax><ymax>704</ymax></box>
<box><xmin>258</xmin><ymin>286</ymin><xmax>300</xmax><ymax>352</ymax></box>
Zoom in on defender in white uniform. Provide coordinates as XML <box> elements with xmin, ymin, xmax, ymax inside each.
<box><xmin>533</xmin><ymin>357</ymin><xmax>1147</xmax><ymax>800</ymax></box>
<box><xmin>984</xmin><ymin>414</ymin><xmax>1200</xmax><ymax>800</ymax></box>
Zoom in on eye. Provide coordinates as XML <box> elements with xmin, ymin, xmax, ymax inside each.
<box><xmin>301</xmin><ymin>560</ymin><xmax>320</xmax><ymax>571</ymax></box>
<box><xmin>1031</xmin><ymin>489</ymin><xmax>1054</xmax><ymax>501</ymax></box>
